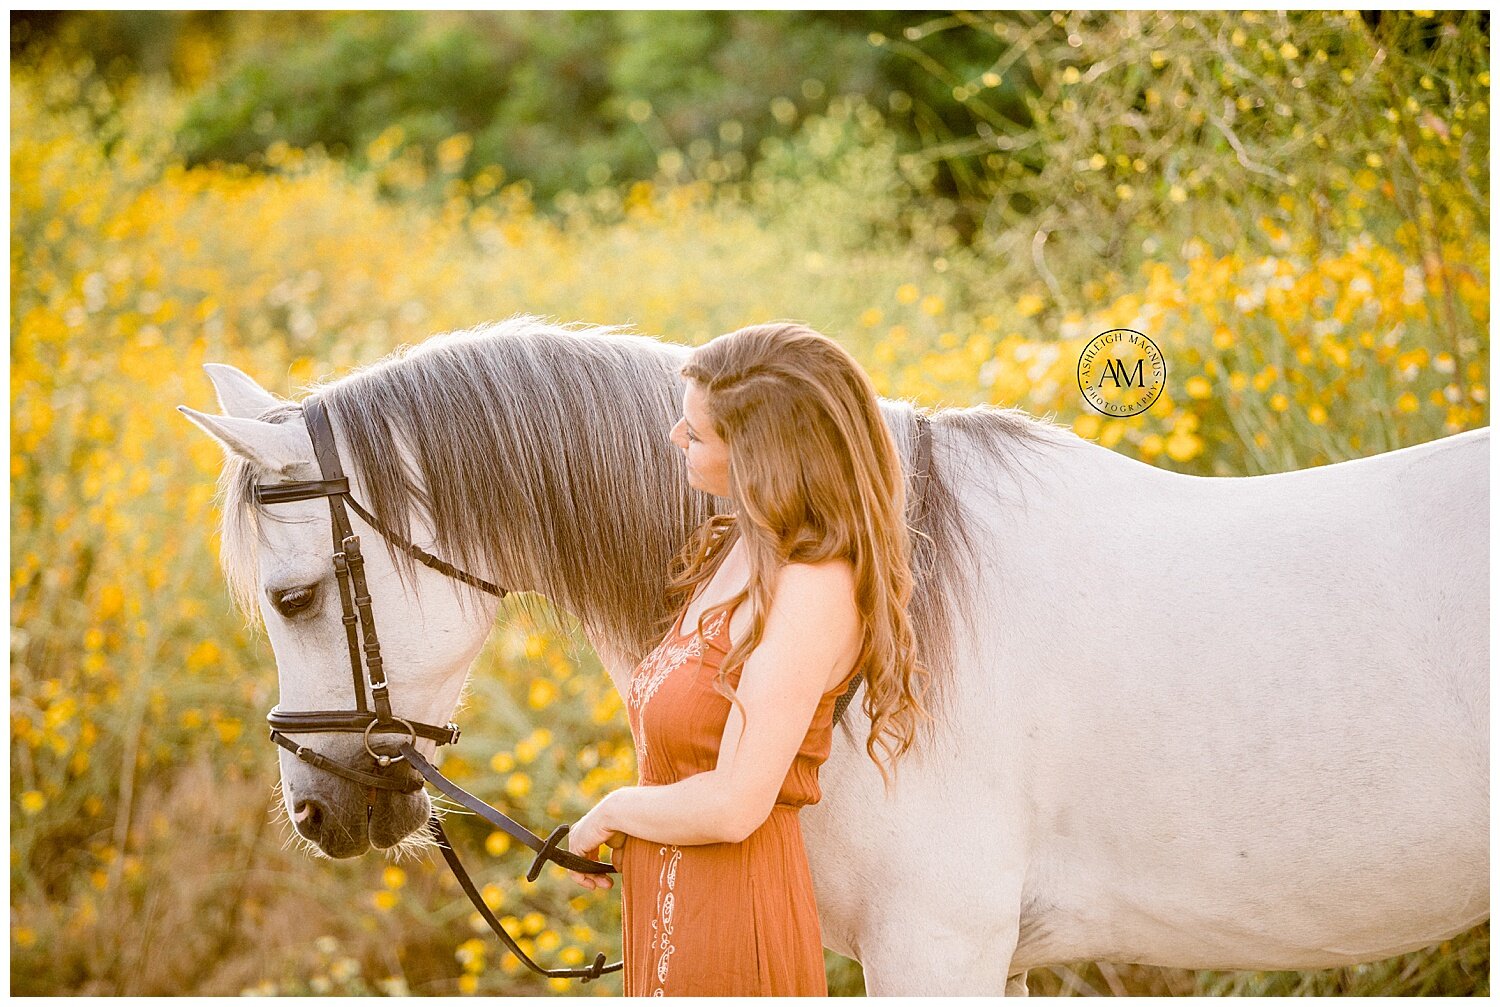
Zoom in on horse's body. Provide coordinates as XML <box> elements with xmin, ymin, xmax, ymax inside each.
<box><xmin>792</xmin><ymin>424</ymin><xmax>1488</xmax><ymax>993</ymax></box>
<box><xmin>183</xmin><ymin>319</ymin><xmax>1487</xmax><ymax>995</ymax></box>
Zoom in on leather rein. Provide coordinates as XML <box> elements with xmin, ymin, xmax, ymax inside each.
<box><xmin>253</xmin><ymin>396</ymin><xmax>934</xmax><ymax>984</ymax></box>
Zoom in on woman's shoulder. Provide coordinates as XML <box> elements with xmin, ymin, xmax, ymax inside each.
<box><xmin>749</xmin><ymin>560</ymin><xmax>861</xmax><ymax>691</ymax></box>
<box><xmin>714</xmin><ymin>558</ymin><xmax>859</xmax><ymax>651</ymax></box>
<box><xmin>769</xmin><ymin>559</ymin><xmax>858</xmax><ymax>629</ymax></box>
<box><xmin>776</xmin><ymin>556</ymin><xmax>855</xmax><ymax>590</ymax></box>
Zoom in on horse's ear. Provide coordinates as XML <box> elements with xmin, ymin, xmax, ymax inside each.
<box><xmin>203</xmin><ymin>362</ymin><xmax>282</xmax><ymax>419</ymax></box>
<box><xmin>177</xmin><ymin>405</ymin><xmax>309</xmax><ymax>476</ymax></box>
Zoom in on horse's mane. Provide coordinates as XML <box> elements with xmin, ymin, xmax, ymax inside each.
<box><xmin>217</xmin><ymin>314</ymin><xmax>1076</xmax><ymax>750</ymax></box>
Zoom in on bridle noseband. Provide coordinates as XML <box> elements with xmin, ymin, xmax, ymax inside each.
<box><xmin>254</xmin><ymin>396</ymin><xmax>618</xmax><ymax>982</ymax></box>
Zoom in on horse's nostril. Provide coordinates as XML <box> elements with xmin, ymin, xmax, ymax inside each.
<box><xmin>293</xmin><ymin>797</ymin><xmax>327</xmax><ymax>836</ymax></box>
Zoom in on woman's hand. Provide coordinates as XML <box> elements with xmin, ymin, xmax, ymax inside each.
<box><xmin>566</xmin><ymin>799</ymin><xmax>626</xmax><ymax>890</ymax></box>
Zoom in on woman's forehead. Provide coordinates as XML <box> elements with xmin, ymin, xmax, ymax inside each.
<box><xmin>681</xmin><ymin>380</ymin><xmax>709</xmax><ymax>427</ymax></box>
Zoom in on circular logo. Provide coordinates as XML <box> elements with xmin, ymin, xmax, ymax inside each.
<box><xmin>1077</xmin><ymin>329</ymin><xmax>1166</xmax><ymax>416</ymax></box>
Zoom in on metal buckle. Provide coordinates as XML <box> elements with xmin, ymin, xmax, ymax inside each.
<box><xmin>363</xmin><ymin>717</ymin><xmax>417</xmax><ymax>767</ymax></box>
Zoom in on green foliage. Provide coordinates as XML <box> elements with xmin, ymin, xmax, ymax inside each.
<box><xmin>13</xmin><ymin>11</ymin><xmax>1053</xmax><ymax>209</ymax></box>
<box><xmin>168</xmin><ymin>12</ymin><xmax>925</xmax><ymax>202</ymax></box>
<box><xmin>879</xmin><ymin>11</ymin><xmax>1489</xmax><ymax>285</ymax></box>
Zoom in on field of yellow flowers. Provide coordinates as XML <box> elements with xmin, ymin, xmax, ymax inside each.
<box><xmin>11</xmin><ymin>49</ymin><xmax>1488</xmax><ymax>996</ymax></box>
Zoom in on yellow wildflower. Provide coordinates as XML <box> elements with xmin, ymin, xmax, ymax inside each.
<box><xmin>528</xmin><ymin>679</ymin><xmax>557</xmax><ymax>710</ymax></box>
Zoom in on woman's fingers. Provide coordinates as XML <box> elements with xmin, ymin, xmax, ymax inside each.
<box><xmin>566</xmin><ymin>869</ymin><xmax>614</xmax><ymax>890</ymax></box>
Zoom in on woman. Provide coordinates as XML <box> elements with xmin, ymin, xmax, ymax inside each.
<box><xmin>564</xmin><ymin>322</ymin><xmax>934</xmax><ymax>996</ymax></box>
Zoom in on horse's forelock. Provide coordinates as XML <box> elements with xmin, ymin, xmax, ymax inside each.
<box><xmin>219</xmin><ymin>400</ymin><xmax>305</xmax><ymax>626</ymax></box>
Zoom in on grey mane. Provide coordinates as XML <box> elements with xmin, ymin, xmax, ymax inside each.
<box><xmin>217</xmin><ymin>314</ymin><xmax>1075</xmax><ymax>749</ymax></box>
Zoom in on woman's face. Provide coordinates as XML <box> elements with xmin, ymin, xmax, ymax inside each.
<box><xmin>670</xmin><ymin>380</ymin><xmax>731</xmax><ymax>497</ymax></box>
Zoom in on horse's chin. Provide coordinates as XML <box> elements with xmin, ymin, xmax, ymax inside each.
<box><xmin>370</xmin><ymin>791</ymin><xmax>431</xmax><ymax>851</ymax></box>
<box><xmin>315</xmin><ymin>831</ymin><xmax>372</xmax><ymax>859</ymax></box>
<box><xmin>291</xmin><ymin>806</ymin><xmax>370</xmax><ymax>858</ymax></box>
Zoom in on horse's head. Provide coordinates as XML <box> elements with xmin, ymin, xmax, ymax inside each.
<box><xmin>179</xmin><ymin>363</ymin><xmax>502</xmax><ymax>858</ymax></box>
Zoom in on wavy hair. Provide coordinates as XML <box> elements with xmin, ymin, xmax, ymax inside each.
<box><xmin>666</xmin><ymin>323</ymin><xmax>934</xmax><ymax>793</ymax></box>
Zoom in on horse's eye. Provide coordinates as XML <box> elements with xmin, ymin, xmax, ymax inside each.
<box><xmin>271</xmin><ymin>585</ymin><xmax>318</xmax><ymax>618</ymax></box>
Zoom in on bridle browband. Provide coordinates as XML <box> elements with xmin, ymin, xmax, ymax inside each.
<box><xmin>251</xmin><ymin>396</ymin><xmax>935</xmax><ymax>985</ymax></box>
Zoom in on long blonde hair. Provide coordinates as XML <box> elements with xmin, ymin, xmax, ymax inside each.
<box><xmin>666</xmin><ymin>323</ymin><xmax>934</xmax><ymax>793</ymax></box>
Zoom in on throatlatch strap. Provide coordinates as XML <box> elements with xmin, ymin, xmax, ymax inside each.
<box><xmin>342</xmin><ymin>494</ymin><xmax>507</xmax><ymax>597</ymax></box>
<box><xmin>302</xmin><ymin>397</ymin><xmax>507</xmax><ymax>599</ymax></box>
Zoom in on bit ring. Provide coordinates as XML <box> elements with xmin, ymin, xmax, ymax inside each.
<box><xmin>363</xmin><ymin>717</ymin><xmax>417</xmax><ymax>767</ymax></box>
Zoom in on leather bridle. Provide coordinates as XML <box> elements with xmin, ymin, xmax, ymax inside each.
<box><xmin>251</xmin><ymin>396</ymin><xmax>934</xmax><ymax>985</ymax></box>
<box><xmin>255</xmin><ymin>396</ymin><xmax>618</xmax><ymax>982</ymax></box>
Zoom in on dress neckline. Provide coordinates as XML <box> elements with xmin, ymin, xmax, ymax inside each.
<box><xmin>665</xmin><ymin>594</ymin><xmax>859</xmax><ymax>699</ymax></box>
<box><xmin>669</xmin><ymin>592</ymin><xmax>741</xmax><ymax>643</ymax></box>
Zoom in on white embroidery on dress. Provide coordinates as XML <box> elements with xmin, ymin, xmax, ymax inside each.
<box><xmin>648</xmin><ymin>844</ymin><xmax>683</xmax><ymax>996</ymax></box>
<box><xmin>627</xmin><ymin>613</ymin><xmax>727</xmax><ymax>995</ymax></box>
<box><xmin>627</xmin><ymin>610</ymin><xmax>728</xmax><ymax>771</ymax></box>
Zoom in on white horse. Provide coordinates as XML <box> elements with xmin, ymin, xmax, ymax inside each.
<box><xmin>179</xmin><ymin>317</ymin><xmax>1488</xmax><ymax>994</ymax></box>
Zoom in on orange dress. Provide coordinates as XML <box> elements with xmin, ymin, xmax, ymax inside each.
<box><xmin>618</xmin><ymin>596</ymin><xmax>858</xmax><ymax>996</ymax></box>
